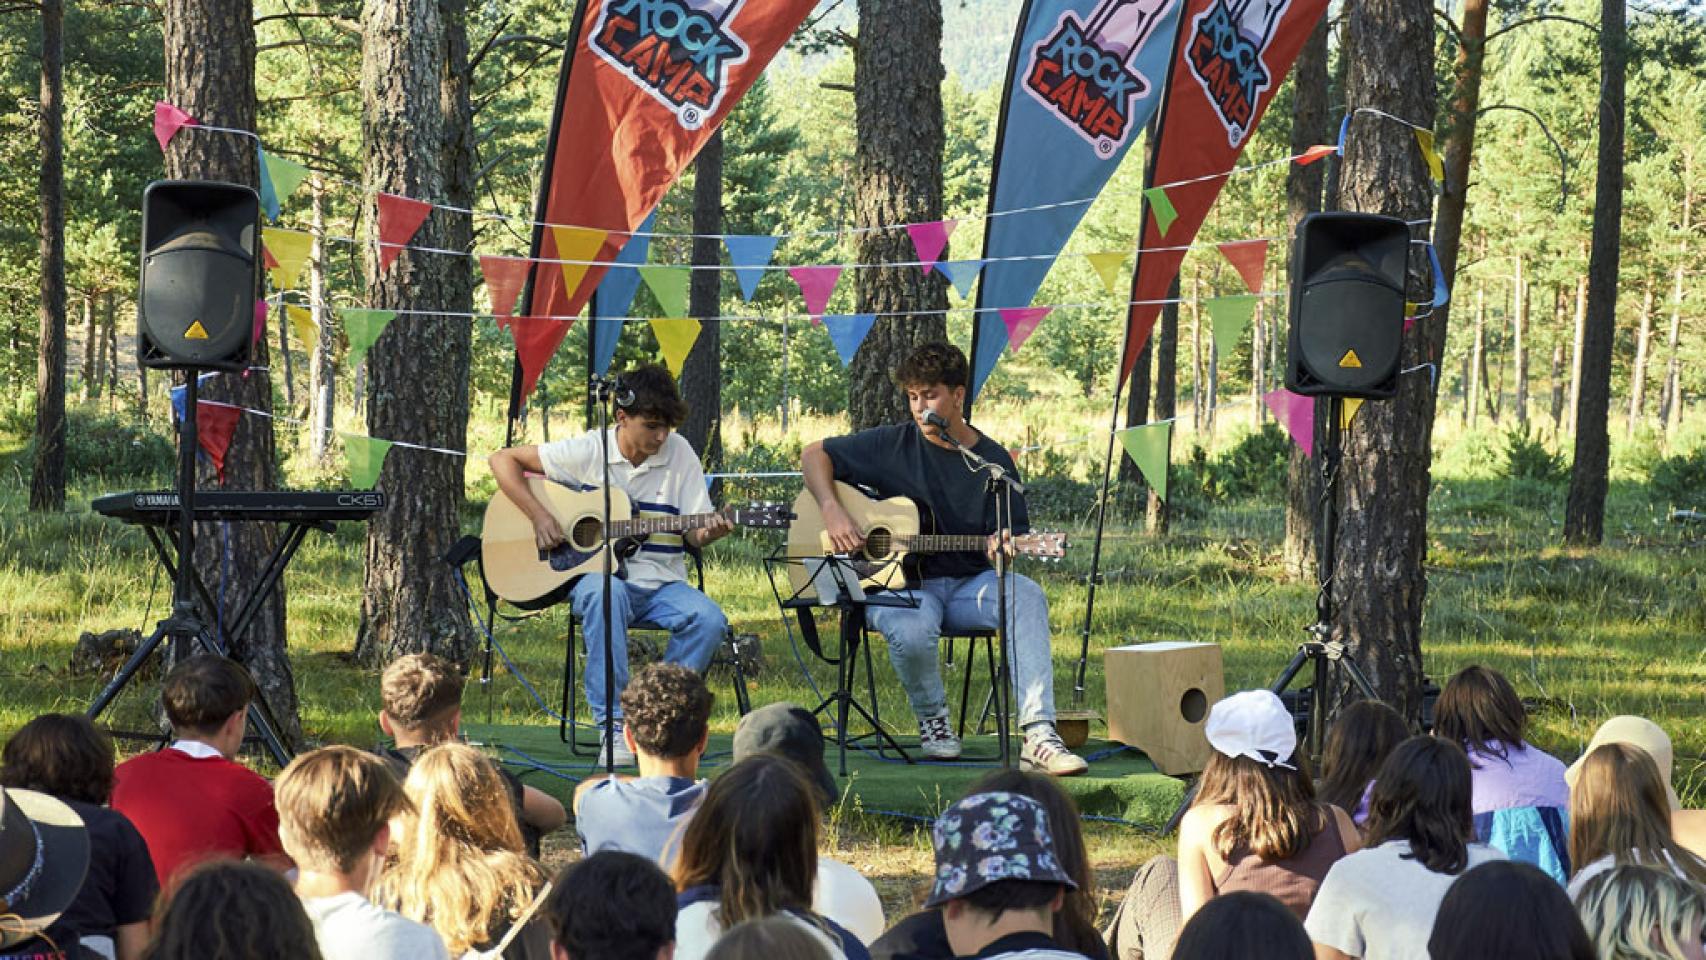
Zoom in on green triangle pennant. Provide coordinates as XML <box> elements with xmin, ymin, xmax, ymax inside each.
<box><xmin>1144</xmin><ymin>186</ymin><xmax>1179</xmax><ymax>236</ymax></box>
<box><xmin>1207</xmin><ymin>295</ymin><xmax>1260</xmax><ymax>358</ymax></box>
<box><xmin>340</xmin><ymin>308</ymin><xmax>395</xmax><ymax>369</ymax></box>
<box><xmin>1118</xmin><ymin>421</ymin><xmax>1174</xmax><ymax>501</ymax></box>
<box><xmin>638</xmin><ymin>265</ymin><xmax>691</xmax><ymax>319</ymax></box>
<box><xmin>344</xmin><ymin>434</ymin><xmax>394</xmax><ymax>489</ymax></box>
<box><xmin>263</xmin><ymin>151</ymin><xmax>311</xmax><ymax>211</ymax></box>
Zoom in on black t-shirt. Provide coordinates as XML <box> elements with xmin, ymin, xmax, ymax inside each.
<box><xmin>375</xmin><ymin>744</ymin><xmax>542</xmax><ymax>857</ymax></box>
<box><xmin>27</xmin><ymin>800</ymin><xmax>159</xmax><ymax>960</ymax></box>
<box><xmin>822</xmin><ymin>423</ymin><xmax>1029</xmax><ymax>580</ymax></box>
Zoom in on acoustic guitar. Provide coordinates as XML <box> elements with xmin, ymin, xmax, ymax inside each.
<box><xmin>785</xmin><ymin>480</ymin><xmax>1068</xmax><ymax>603</ymax></box>
<box><xmin>483</xmin><ymin>477</ymin><xmax>791</xmax><ymax>605</ymax></box>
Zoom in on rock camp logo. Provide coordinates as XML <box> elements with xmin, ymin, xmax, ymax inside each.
<box><xmin>590</xmin><ymin>0</ymin><xmax>750</xmax><ymax>130</ymax></box>
<box><xmin>1185</xmin><ymin>0</ymin><xmax>1290</xmax><ymax>147</ymax></box>
<box><xmin>1022</xmin><ymin>0</ymin><xmax>1177</xmax><ymax>157</ymax></box>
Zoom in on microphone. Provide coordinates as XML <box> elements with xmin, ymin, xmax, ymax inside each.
<box><xmin>922</xmin><ymin>410</ymin><xmax>951</xmax><ymax>431</ymax></box>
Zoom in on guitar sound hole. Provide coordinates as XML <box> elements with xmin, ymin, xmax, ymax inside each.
<box><xmin>864</xmin><ymin>528</ymin><xmax>890</xmax><ymax>560</ymax></box>
<box><xmin>570</xmin><ymin>517</ymin><xmax>603</xmax><ymax>551</ymax></box>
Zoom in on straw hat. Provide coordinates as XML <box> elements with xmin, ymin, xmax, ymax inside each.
<box><xmin>1565</xmin><ymin>716</ymin><xmax>1681</xmax><ymax>812</ymax></box>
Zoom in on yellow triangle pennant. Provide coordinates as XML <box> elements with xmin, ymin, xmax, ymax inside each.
<box><xmin>551</xmin><ymin>226</ymin><xmax>608</xmax><ymax>302</ymax></box>
<box><xmin>1339</xmin><ymin>348</ymin><xmax>1362</xmax><ymax>369</ymax></box>
<box><xmin>1414</xmin><ymin>128</ymin><xmax>1445</xmax><ymax>183</ymax></box>
<box><xmin>262</xmin><ymin>227</ymin><xmax>313</xmax><ymax>291</ymax></box>
<box><xmin>1085</xmin><ymin>252</ymin><xmax>1127</xmax><ymax>296</ymax></box>
<box><xmin>286</xmin><ymin>304</ymin><xmax>318</xmax><ymax>352</ymax></box>
<box><xmin>1340</xmin><ymin>397</ymin><xmax>1364</xmax><ymax>430</ymax></box>
<box><xmin>650</xmin><ymin>318</ymin><xmax>701</xmax><ymax>378</ymax></box>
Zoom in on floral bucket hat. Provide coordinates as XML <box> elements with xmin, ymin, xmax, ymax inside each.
<box><xmin>925</xmin><ymin>791</ymin><xmax>1077</xmax><ymax>908</ymax></box>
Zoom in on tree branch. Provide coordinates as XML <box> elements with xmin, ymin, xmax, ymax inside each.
<box><xmin>468</xmin><ymin>14</ymin><xmax>513</xmax><ymax>73</ymax></box>
<box><xmin>1477</xmin><ymin>104</ymin><xmax>1572</xmax><ymax>211</ymax></box>
<box><xmin>253</xmin><ymin>9</ymin><xmax>356</xmax><ymax>28</ymax></box>
<box><xmin>258</xmin><ymin>37</ymin><xmax>356</xmax><ymax>53</ymax></box>
<box><xmin>820</xmin><ymin>81</ymin><xmax>855</xmax><ymax>93</ymax></box>
<box><xmin>1432</xmin><ymin>6</ymin><xmax>1464</xmax><ymax>52</ymax></box>
<box><xmin>1487</xmin><ymin>14</ymin><xmax>1597</xmax><ymax>42</ymax></box>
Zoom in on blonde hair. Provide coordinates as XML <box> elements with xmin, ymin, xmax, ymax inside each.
<box><xmin>1569</xmin><ymin>743</ymin><xmax>1706</xmax><ymax>887</ymax></box>
<box><xmin>1575</xmin><ymin>865</ymin><xmax>1706</xmax><ymax>960</ymax></box>
<box><xmin>376</xmin><ymin>743</ymin><xmax>547</xmax><ymax>954</ymax></box>
<box><xmin>276</xmin><ymin>746</ymin><xmax>411</xmax><ymax>873</ymax></box>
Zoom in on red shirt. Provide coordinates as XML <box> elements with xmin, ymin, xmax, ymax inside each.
<box><xmin>111</xmin><ymin>746</ymin><xmax>284</xmax><ymax>887</ymax></box>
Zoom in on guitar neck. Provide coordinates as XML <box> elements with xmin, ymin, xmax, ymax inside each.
<box><xmin>896</xmin><ymin>534</ymin><xmax>1008</xmax><ymax>553</ymax></box>
<box><xmin>608</xmin><ymin>510</ymin><xmax>724</xmax><ymax>539</ymax></box>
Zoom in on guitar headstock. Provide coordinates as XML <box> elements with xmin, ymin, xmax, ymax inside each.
<box><xmin>1016</xmin><ymin>531</ymin><xmax>1068</xmax><ymax>560</ymax></box>
<box><xmin>731</xmin><ymin>502</ymin><xmax>796</xmax><ymax>529</ymax></box>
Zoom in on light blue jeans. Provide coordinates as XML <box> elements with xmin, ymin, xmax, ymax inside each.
<box><xmin>571</xmin><ymin>576</ymin><xmax>728</xmax><ymax>724</ymax></box>
<box><xmin>865</xmin><ymin>569</ymin><xmax>1057</xmax><ymax>729</ymax></box>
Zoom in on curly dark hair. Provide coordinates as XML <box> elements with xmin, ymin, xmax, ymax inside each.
<box><xmin>618</xmin><ymin>663</ymin><xmax>713</xmax><ymax>759</ymax></box>
<box><xmin>1</xmin><ymin>713</ymin><xmax>115</xmax><ymax>805</ymax></box>
<box><xmin>616</xmin><ymin>363</ymin><xmax>689</xmax><ymax>427</ymax></box>
<box><xmin>551</xmin><ymin>851</ymin><xmax>677</xmax><ymax>960</ymax></box>
<box><xmin>894</xmin><ymin>341</ymin><xmax>969</xmax><ymax>391</ymax></box>
<box><xmin>145</xmin><ymin>860</ymin><xmax>324</xmax><ymax>960</ymax></box>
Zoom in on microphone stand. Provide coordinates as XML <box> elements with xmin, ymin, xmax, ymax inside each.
<box><xmin>928</xmin><ymin>414</ymin><xmax>1023</xmax><ymax>767</ymax></box>
<box><xmin>588</xmin><ymin>374</ymin><xmax>626</xmax><ymax>773</ymax></box>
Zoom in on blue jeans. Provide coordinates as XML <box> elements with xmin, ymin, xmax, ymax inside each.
<box><xmin>571</xmin><ymin>576</ymin><xmax>728</xmax><ymax>724</ymax></box>
<box><xmin>865</xmin><ymin>569</ymin><xmax>1057</xmax><ymax>729</ymax></box>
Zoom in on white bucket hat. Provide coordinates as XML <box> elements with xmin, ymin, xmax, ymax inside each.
<box><xmin>1566</xmin><ymin>716</ymin><xmax>1681</xmax><ymax>812</ymax></box>
<box><xmin>1205</xmin><ymin>690</ymin><xmax>1298</xmax><ymax>770</ymax></box>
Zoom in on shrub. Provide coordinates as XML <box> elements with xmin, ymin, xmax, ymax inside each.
<box><xmin>1499</xmin><ymin>424</ymin><xmax>1566</xmax><ymax>484</ymax></box>
<box><xmin>1207</xmin><ymin>423</ymin><xmax>1292</xmax><ymax>500</ymax></box>
<box><xmin>1650</xmin><ymin>447</ymin><xmax>1706</xmax><ymax>508</ymax></box>
<box><xmin>6</xmin><ymin>406</ymin><xmax>173</xmax><ymax>484</ymax></box>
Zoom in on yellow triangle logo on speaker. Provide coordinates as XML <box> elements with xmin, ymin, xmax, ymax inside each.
<box><xmin>1338</xmin><ymin>348</ymin><xmax>1362</xmax><ymax>369</ymax></box>
<box><xmin>183</xmin><ymin>320</ymin><xmax>210</xmax><ymax>340</ymax></box>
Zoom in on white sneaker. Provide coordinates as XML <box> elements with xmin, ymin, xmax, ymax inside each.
<box><xmin>1021</xmin><ymin>725</ymin><xmax>1088</xmax><ymax>776</ymax></box>
<box><xmin>919</xmin><ymin>713</ymin><xmax>963</xmax><ymax>760</ymax></box>
<box><xmin>597</xmin><ymin>724</ymin><xmax>636</xmax><ymax>767</ymax></box>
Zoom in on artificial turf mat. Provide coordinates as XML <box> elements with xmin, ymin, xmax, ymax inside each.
<box><xmin>465</xmin><ymin>722</ymin><xmax>1187</xmax><ymax>829</ymax></box>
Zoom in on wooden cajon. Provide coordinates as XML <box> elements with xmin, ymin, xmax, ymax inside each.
<box><xmin>1104</xmin><ymin>641</ymin><xmax>1225</xmax><ymax>775</ymax></box>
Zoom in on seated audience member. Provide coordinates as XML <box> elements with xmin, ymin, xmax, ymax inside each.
<box><xmin>1171</xmin><ymin>892</ymin><xmax>1312</xmax><ymax>960</ymax></box>
<box><xmin>574</xmin><ymin>663</ymin><xmax>711</xmax><ymax>862</ymax></box>
<box><xmin>379</xmin><ymin>743</ymin><xmax>554</xmax><ymax>959</ymax></box>
<box><xmin>548</xmin><ymin>851</ymin><xmax>677</xmax><ymax>960</ymax></box>
<box><xmin>1</xmin><ymin>714</ymin><xmax>156</xmax><ymax>960</ymax></box>
<box><xmin>1305</xmin><ymin>735</ymin><xmax>1506</xmax><ymax>960</ymax></box>
<box><xmin>275</xmin><ymin>746</ymin><xmax>449</xmax><ymax>960</ymax></box>
<box><xmin>1573</xmin><ymin>865</ymin><xmax>1706</xmax><ymax>960</ymax></box>
<box><xmin>1567</xmin><ymin>742</ymin><xmax>1706</xmax><ymax>899</ymax></box>
<box><xmin>1426</xmin><ymin>860</ymin><xmax>1595</xmax><ymax>960</ymax></box>
<box><xmin>706</xmin><ymin>917</ymin><xmax>833</xmax><ymax>960</ymax></box>
<box><xmin>729</xmin><ymin>703</ymin><xmax>883</xmax><ymax>945</ymax></box>
<box><xmin>1567</xmin><ymin>716</ymin><xmax>1706</xmax><ymax>863</ymax></box>
<box><xmin>1433</xmin><ymin>664</ymin><xmax>1570</xmax><ymax>882</ymax></box>
<box><xmin>917</xmin><ymin>791</ymin><xmax>1089</xmax><ymax>960</ymax></box>
<box><xmin>1107</xmin><ymin>690</ymin><xmax>1359</xmax><ymax>960</ymax></box>
<box><xmin>110</xmin><ymin>655</ymin><xmax>288</xmax><ymax>885</ymax></box>
<box><xmin>873</xmin><ymin>769</ymin><xmax>1105</xmax><ymax>960</ymax></box>
<box><xmin>377</xmin><ymin>653</ymin><xmax>565</xmax><ymax>856</ymax></box>
<box><xmin>0</xmin><ymin>785</ymin><xmax>90</xmax><ymax>960</ymax></box>
<box><xmin>1319</xmin><ymin>700</ymin><xmax>1409</xmax><ymax>827</ymax></box>
<box><xmin>141</xmin><ymin>860</ymin><xmax>322</xmax><ymax>960</ymax></box>
<box><xmin>672</xmin><ymin>754</ymin><xmax>869</xmax><ymax>960</ymax></box>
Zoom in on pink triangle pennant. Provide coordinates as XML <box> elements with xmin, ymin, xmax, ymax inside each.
<box><xmin>480</xmin><ymin>255</ymin><xmax>532</xmax><ymax>330</ymax></box>
<box><xmin>1296</xmin><ymin>144</ymin><xmax>1338</xmax><ymax>165</ymax></box>
<box><xmin>1263</xmin><ymin>389</ymin><xmax>1316</xmax><ymax>457</ymax></box>
<box><xmin>906</xmin><ymin>220</ymin><xmax>957</xmax><ymax>274</ymax></box>
<box><xmin>153</xmin><ymin>101</ymin><xmax>196</xmax><ymax>152</ymax></box>
<box><xmin>999</xmin><ymin>307</ymin><xmax>1051</xmax><ymax>353</ymax></box>
<box><xmin>376</xmin><ymin>193</ymin><xmax>434</xmax><ymax>273</ymax></box>
<box><xmin>788</xmin><ymin>265</ymin><xmax>843</xmax><ymax>322</ymax></box>
<box><xmin>1217</xmin><ymin>240</ymin><xmax>1269</xmax><ymax>295</ymax></box>
<box><xmin>508</xmin><ymin>315</ymin><xmax>574</xmax><ymax>400</ymax></box>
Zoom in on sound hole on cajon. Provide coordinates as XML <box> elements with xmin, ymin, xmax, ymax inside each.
<box><xmin>1180</xmin><ymin>688</ymin><xmax>1208</xmax><ymax>724</ymax></box>
<box><xmin>571</xmin><ymin>517</ymin><xmax>603</xmax><ymax>551</ymax></box>
<box><xmin>864</xmin><ymin>528</ymin><xmax>891</xmax><ymax>560</ymax></box>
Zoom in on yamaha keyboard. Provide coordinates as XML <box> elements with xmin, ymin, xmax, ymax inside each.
<box><xmin>93</xmin><ymin>490</ymin><xmax>385</xmax><ymax>525</ymax></box>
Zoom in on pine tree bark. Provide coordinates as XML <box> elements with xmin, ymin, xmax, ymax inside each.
<box><xmin>101</xmin><ymin>292</ymin><xmax>117</xmax><ymax>400</ymax></box>
<box><xmin>1627</xmin><ymin>284</ymin><xmax>1652</xmax><ymax>436</ymax></box>
<box><xmin>1190</xmin><ymin>289</ymin><xmax>1204</xmax><ymax>432</ymax></box>
<box><xmin>1567</xmin><ymin>272</ymin><xmax>1586</xmax><ymax>434</ymax></box>
<box><xmin>1469</xmin><ymin>285</ymin><xmax>1484</xmax><ymax>427</ymax></box>
<box><xmin>1660</xmin><ymin>265</ymin><xmax>1683</xmax><ymax>436</ymax></box>
<box><xmin>1550</xmin><ymin>343</ymin><xmax>1565</xmax><ymax>431</ymax></box>
<box><xmin>1512</xmin><ymin>259</ymin><xmax>1528</xmax><ymax>427</ymax></box>
<box><xmin>680</xmin><ymin>131</ymin><xmax>724</xmax><ymax>480</ymax></box>
<box><xmin>1329</xmin><ymin>0</ymin><xmax>1436</xmax><ymax>720</ymax></box>
<box><xmin>1564</xmin><ymin>0</ymin><xmax>1625</xmax><ymax>546</ymax></box>
<box><xmin>308</xmin><ymin>176</ymin><xmax>335</xmax><ymax>462</ymax></box>
<box><xmin>79</xmin><ymin>296</ymin><xmax>95</xmax><ymax>401</ymax></box>
<box><xmin>849</xmin><ymin>0</ymin><xmax>948</xmax><ymax>429</ymax></box>
<box><xmin>163</xmin><ymin>0</ymin><xmax>300</xmax><ymax>743</ymax></box>
<box><xmin>30</xmin><ymin>0</ymin><xmax>66</xmax><ymax>513</ymax></box>
<box><xmin>353</xmin><ymin>0</ymin><xmax>475</xmax><ymax>664</ymax></box>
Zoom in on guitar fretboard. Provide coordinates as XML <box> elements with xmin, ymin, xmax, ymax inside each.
<box><xmin>609</xmin><ymin>510</ymin><xmax>727</xmax><ymax>538</ymax></box>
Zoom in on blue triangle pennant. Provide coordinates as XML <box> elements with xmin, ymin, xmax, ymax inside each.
<box><xmin>823</xmin><ymin>314</ymin><xmax>877</xmax><ymax>367</ymax></box>
<box><xmin>256</xmin><ymin>143</ymin><xmax>280</xmax><ymax>222</ymax></box>
<box><xmin>1427</xmin><ymin>243</ymin><xmax>1450</xmax><ymax>307</ymax></box>
<box><xmin>723</xmin><ymin>234</ymin><xmax>782</xmax><ymax>301</ymax></box>
<box><xmin>935</xmin><ymin>260</ymin><xmax>984</xmax><ymax>299</ymax></box>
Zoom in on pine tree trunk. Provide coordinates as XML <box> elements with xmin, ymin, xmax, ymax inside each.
<box><xmin>1431</xmin><ymin>0</ymin><xmax>1488</xmax><ymax>345</ymax></box>
<box><xmin>309</xmin><ymin>176</ymin><xmax>335</xmax><ymax>462</ymax></box>
<box><xmin>30</xmin><ymin>0</ymin><xmax>66</xmax><ymax>513</ymax></box>
<box><xmin>163</xmin><ymin>0</ymin><xmax>300</xmax><ymax>744</ymax></box>
<box><xmin>1146</xmin><ymin>285</ymin><xmax>1178</xmax><ymax>534</ymax></box>
<box><xmin>102</xmin><ymin>292</ymin><xmax>117</xmax><ymax>401</ymax></box>
<box><xmin>79</xmin><ymin>295</ymin><xmax>95</xmax><ymax>401</ymax></box>
<box><xmin>1660</xmin><ymin>264</ymin><xmax>1683</xmax><ymax>436</ymax></box>
<box><xmin>680</xmin><ymin>131</ymin><xmax>724</xmax><ymax>487</ymax></box>
<box><xmin>1550</xmin><ymin>343</ymin><xmax>1565</xmax><ymax>431</ymax></box>
<box><xmin>1627</xmin><ymin>284</ymin><xmax>1652</xmax><ymax>436</ymax></box>
<box><xmin>1564</xmin><ymin>0</ymin><xmax>1626</xmax><ymax>546</ymax></box>
<box><xmin>1512</xmin><ymin>258</ymin><xmax>1527</xmax><ymax>427</ymax></box>
<box><xmin>848</xmin><ymin>0</ymin><xmax>947</xmax><ymax>430</ymax></box>
<box><xmin>1567</xmin><ymin>272</ymin><xmax>1586</xmax><ymax>434</ymax></box>
<box><xmin>1329</xmin><ymin>0</ymin><xmax>1436</xmax><ymax>718</ymax></box>
<box><xmin>1190</xmin><ymin>286</ymin><xmax>1204</xmax><ymax>432</ymax></box>
<box><xmin>1249</xmin><ymin>301</ymin><xmax>1264</xmax><ymax>429</ymax></box>
<box><xmin>1469</xmin><ymin>285</ymin><xmax>1484</xmax><ymax>428</ymax></box>
<box><xmin>353</xmin><ymin>0</ymin><xmax>475</xmax><ymax>664</ymax></box>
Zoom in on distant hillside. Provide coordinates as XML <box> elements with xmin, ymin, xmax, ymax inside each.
<box><xmin>801</xmin><ymin>0</ymin><xmax>1026</xmax><ymax>92</ymax></box>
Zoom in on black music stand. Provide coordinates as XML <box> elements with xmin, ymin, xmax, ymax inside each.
<box><xmin>767</xmin><ymin>549</ymin><xmax>919</xmax><ymax>777</ymax></box>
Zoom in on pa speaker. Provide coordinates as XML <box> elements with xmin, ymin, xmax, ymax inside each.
<box><xmin>1284</xmin><ymin>212</ymin><xmax>1409</xmax><ymax>399</ymax></box>
<box><xmin>138</xmin><ymin>180</ymin><xmax>261</xmax><ymax>371</ymax></box>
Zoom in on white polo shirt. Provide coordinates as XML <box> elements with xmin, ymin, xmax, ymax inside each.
<box><xmin>536</xmin><ymin>428</ymin><xmax>713</xmax><ymax>588</ymax></box>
